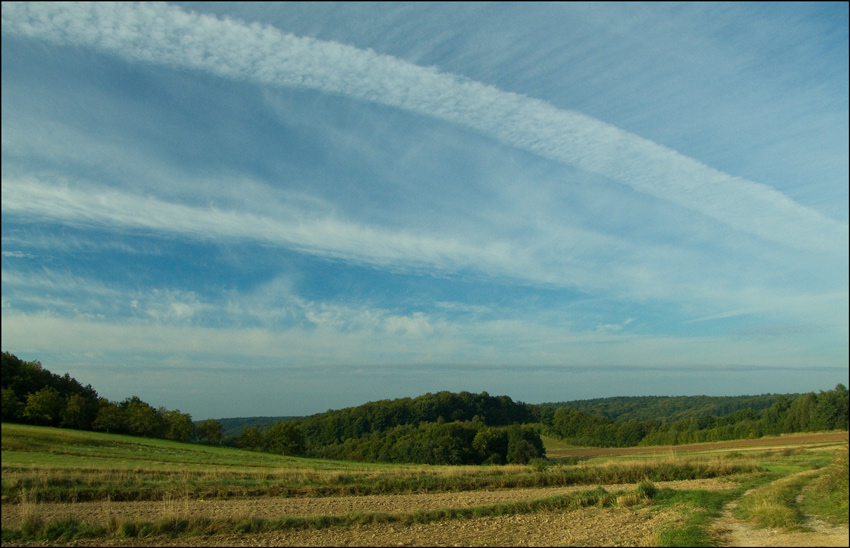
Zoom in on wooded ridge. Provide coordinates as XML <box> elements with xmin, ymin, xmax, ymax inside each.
<box><xmin>3</xmin><ymin>351</ymin><xmax>847</xmax><ymax>466</ymax></box>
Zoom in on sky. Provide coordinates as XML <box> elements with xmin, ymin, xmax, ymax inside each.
<box><xmin>2</xmin><ymin>2</ymin><xmax>848</xmax><ymax>420</ymax></box>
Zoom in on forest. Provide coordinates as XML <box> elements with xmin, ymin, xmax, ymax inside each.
<box><xmin>544</xmin><ymin>394</ymin><xmax>795</xmax><ymax>423</ymax></box>
<box><xmin>1</xmin><ymin>352</ymin><xmax>222</xmax><ymax>444</ymax></box>
<box><xmin>2</xmin><ymin>351</ymin><xmax>847</xmax><ymax>465</ymax></box>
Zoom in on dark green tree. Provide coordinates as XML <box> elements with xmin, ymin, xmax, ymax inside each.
<box><xmin>92</xmin><ymin>399</ymin><xmax>125</xmax><ymax>433</ymax></box>
<box><xmin>505</xmin><ymin>425</ymin><xmax>545</xmax><ymax>464</ymax></box>
<box><xmin>23</xmin><ymin>387</ymin><xmax>64</xmax><ymax>426</ymax></box>
<box><xmin>1</xmin><ymin>387</ymin><xmax>23</xmax><ymax>422</ymax></box>
<box><xmin>235</xmin><ymin>425</ymin><xmax>263</xmax><ymax>450</ymax></box>
<box><xmin>615</xmin><ymin>421</ymin><xmax>646</xmax><ymax>446</ymax></box>
<box><xmin>60</xmin><ymin>393</ymin><xmax>97</xmax><ymax>430</ymax></box>
<box><xmin>160</xmin><ymin>408</ymin><xmax>195</xmax><ymax>442</ymax></box>
<box><xmin>784</xmin><ymin>392</ymin><xmax>818</xmax><ymax>433</ymax></box>
<box><xmin>265</xmin><ymin>420</ymin><xmax>305</xmax><ymax>456</ymax></box>
<box><xmin>472</xmin><ymin>426</ymin><xmax>509</xmax><ymax>464</ymax></box>
<box><xmin>122</xmin><ymin>396</ymin><xmax>165</xmax><ymax>437</ymax></box>
<box><xmin>196</xmin><ymin>419</ymin><xmax>224</xmax><ymax>445</ymax></box>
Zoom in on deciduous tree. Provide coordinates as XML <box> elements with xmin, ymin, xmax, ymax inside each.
<box><xmin>265</xmin><ymin>420</ymin><xmax>305</xmax><ymax>456</ymax></box>
<box><xmin>196</xmin><ymin>419</ymin><xmax>224</xmax><ymax>445</ymax></box>
<box><xmin>23</xmin><ymin>387</ymin><xmax>64</xmax><ymax>426</ymax></box>
<box><xmin>160</xmin><ymin>408</ymin><xmax>195</xmax><ymax>442</ymax></box>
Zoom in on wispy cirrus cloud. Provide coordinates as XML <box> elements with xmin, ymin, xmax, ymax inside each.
<box><xmin>6</xmin><ymin>174</ymin><xmax>832</xmax><ymax>318</ymax></box>
<box><xmin>2</xmin><ymin>1</ymin><xmax>845</xmax><ymax>255</ymax></box>
<box><xmin>0</xmin><ymin>173</ymin><xmax>651</xmax><ymax>308</ymax></box>
<box><xmin>1</xmin><ymin>303</ymin><xmax>836</xmax><ymax>372</ymax></box>
<box><xmin>2</xmin><ymin>3</ymin><xmax>846</xmax><ymax>417</ymax></box>
<box><xmin>0</xmin><ymin>175</ymin><xmax>528</xmax><ymax>280</ymax></box>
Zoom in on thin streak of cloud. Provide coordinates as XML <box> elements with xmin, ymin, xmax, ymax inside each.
<box><xmin>596</xmin><ymin>317</ymin><xmax>635</xmax><ymax>333</ymax></box>
<box><xmin>0</xmin><ymin>308</ymin><xmax>836</xmax><ymax>371</ymax></box>
<box><xmin>3</xmin><ymin>175</ymin><xmax>844</xmax><ymax>319</ymax></box>
<box><xmin>0</xmin><ymin>176</ymin><xmax>529</xmax><ymax>282</ymax></box>
<box><xmin>685</xmin><ymin>309</ymin><xmax>757</xmax><ymax>324</ymax></box>
<box><xmin>2</xmin><ymin>2</ymin><xmax>845</xmax><ymax>253</ymax></box>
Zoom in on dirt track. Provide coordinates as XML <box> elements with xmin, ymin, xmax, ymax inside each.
<box><xmin>547</xmin><ymin>431</ymin><xmax>848</xmax><ymax>458</ymax></box>
<box><xmin>710</xmin><ymin>474</ymin><xmax>849</xmax><ymax>548</ymax></box>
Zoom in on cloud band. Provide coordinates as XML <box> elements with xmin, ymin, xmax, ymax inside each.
<box><xmin>2</xmin><ymin>1</ymin><xmax>845</xmax><ymax>253</ymax></box>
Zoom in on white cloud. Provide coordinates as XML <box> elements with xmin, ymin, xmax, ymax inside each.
<box><xmin>2</xmin><ymin>306</ymin><xmax>840</xmax><ymax>373</ymax></box>
<box><xmin>2</xmin><ymin>1</ymin><xmax>845</xmax><ymax>254</ymax></box>
<box><xmin>3</xmin><ymin>173</ymin><xmax>844</xmax><ymax>326</ymax></box>
<box><xmin>596</xmin><ymin>317</ymin><xmax>635</xmax><ymax>333</ymax></box>
<box><xmin>0</xmin><ymin>175</ymin><xmax>531</xmax><ymax>280</ymax></box>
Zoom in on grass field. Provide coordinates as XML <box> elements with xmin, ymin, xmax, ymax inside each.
<box><xmin>2</xmin><ymin>423</ymin><xmax>847</xmax><ymax>546</ymax></box>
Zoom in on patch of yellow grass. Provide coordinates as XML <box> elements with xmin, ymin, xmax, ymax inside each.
<box><xmin>734</xmin><ymin>469</ymin><xmax>820</xmax><ymax>529</ymax></box>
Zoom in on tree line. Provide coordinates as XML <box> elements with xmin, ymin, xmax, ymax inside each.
<box><xmin>3</xmin><ymin>351</ymin><xmax>847</xmax><ymax>465</ymax></box>
<box><xmin>1</xmin><ymin>352</ymin><xmax>224</xmax><ymax>444</ymax></box>
<box><xmin>1</xmin><ymin>352</ymin><xmax>544</xmax><ymax>464</ymax></box>
<box><xmin>543</xmin><ymin>394</ymin><xmax>794</xmax><ymax>423</ymax></box>
<box><xmin>541</xmin><ymin>385</ymin><xmax>848</xmax><ymax>447</ymax></box>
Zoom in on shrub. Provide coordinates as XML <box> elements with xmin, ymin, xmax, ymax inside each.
<box><xmin>637</xmin><ymin>481</ymin><xmax>657</xmax><ymax>500</ymax></box>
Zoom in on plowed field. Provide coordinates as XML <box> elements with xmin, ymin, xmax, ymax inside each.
<box><xmin>54</xmin><ymin>506</ymin><xmax>685</xmax><ymax>547</ymax></box>
<box><xmin>0</xmin><ymin>479</ymin><xmax>731</xmax><ymax>531</ymax></box>
<box><xmin>3</xmin><ymin>431</ymin><xmax>847</xmax><ymax>546</ymax></box>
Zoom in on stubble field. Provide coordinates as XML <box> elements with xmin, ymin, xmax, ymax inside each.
<box><xmin>2</xmin><ymin>424</ymin><xmax>847</xmax><ymax>546</ymax></box>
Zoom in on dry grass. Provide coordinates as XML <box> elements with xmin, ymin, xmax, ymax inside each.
<box><xmin>799</xmin><ymin>444</ymin><xmax>849</xmax><ymax>525</ymax></box>
<box><xmin>3</xmin><ymin>454</ymin><xmax>760</xmax><ymax>505</ymax></box>
<box><xmin>5</xmin><ymin>423</ymin><xmax>844</xmax><ymax>545</ymax></box>
<box><xmin>733</xmin><ymin>468</ymin><xmax>822</xmax><ymax>529</ymax></box>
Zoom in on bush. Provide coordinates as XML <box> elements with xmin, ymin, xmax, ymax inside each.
<box><xmin>529</xmin><ymin>458</ymin><xmax>551</xmax><ymax>472</ymax></box>
<box><xmin>637</xmin><ymin>481</ymin><xmax>657</xmax><ymax>499</ymax></box>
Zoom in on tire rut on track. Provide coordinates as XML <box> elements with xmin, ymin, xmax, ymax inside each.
<box><xmin>709</xmin><ymin>480</ymin><xmax>849</xmax><ymax>547</ymax></box>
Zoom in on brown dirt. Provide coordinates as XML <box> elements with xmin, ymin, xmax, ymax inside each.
<box><xmin>709</xmin><ymin>487</ymin><xmax>849</xmax><ymax>547</ymax></box>
<box><xmin>8</xmin><ymin>507</ymin><xmax>685</xmax><ymax>547</ymax></box>
<box><xmin>4</xmin><ymin>434</ymin><xmax>846</xmax><ymax>546</ymax></box>
<box><xmin>0</xmin><ymin>478</ymin><xmax>732</xmax><ymax>530</ymax></box>
<box><xmin>548</xmin><ymin>431</ymin><xmax>849</xmax><ymax>458</ymax></box>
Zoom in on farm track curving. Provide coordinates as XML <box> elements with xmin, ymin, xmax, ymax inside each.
<box><xmin>708</xmin><ymin>474</ymin><xmax>849</xmax><ymax>547</ymax></box>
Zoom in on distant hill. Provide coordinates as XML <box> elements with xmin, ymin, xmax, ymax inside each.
<box><xmin>540</xmin><ymin>394</ymin><xmax>800</xmax><ymax>423</ymax></box>
<box><xmin>292</xmin><ymin>390</ymin><xmax>543</xmax><ymax>465</ymax></box>
<box><xmin>215</xmin><ymin>393</ymin><xmax>817</xmax><ymax>439</ymax></box>
<box><xmin>205</xmin><ymin>416</ymin><xmax>301</xmax><ymax>439</ymax></box>
<box><xmin>3</xmin><ymin>350</ymin><xmax>846</xmax><ymax>465</ymax></box>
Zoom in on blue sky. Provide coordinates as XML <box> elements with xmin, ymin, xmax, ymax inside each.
<box><xmin>2</xmin><ymin>2</ymin><xmax>847</xmax><ymax>420</ymax></box>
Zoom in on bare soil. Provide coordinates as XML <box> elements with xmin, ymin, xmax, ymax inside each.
<box><xmin>709</xmin><ymin>488</ymin><xmax>849</xmax><ymax>547</ymax></box>
<box><xmin>1</xmin><ymin>479</ymin><xmax>732</xmax><ymax>530</ymax></box>
<box><xmin>4</xmin><ymin>433</ymin><xmax>846</xmax><ymax>546</ymax></box>
<box><xmin>9</xmin><ymin>506</ymin><xmax>686</xmax><ymax>547</ymax></box>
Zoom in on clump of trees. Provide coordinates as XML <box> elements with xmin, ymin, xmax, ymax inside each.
<box><xmin>231</xmin><ymin>391</ymin><xmax>546</xmax><ymax>465</ymax></box>
<box><xmin>1</xmin><ymin>352</ymin><xmax>219</xmax><ymax>444</ymax></box>
<box><xmin>299</xmin><ymin>418</ymin><xmax>544</xmax><ymax>465</ymax></box>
